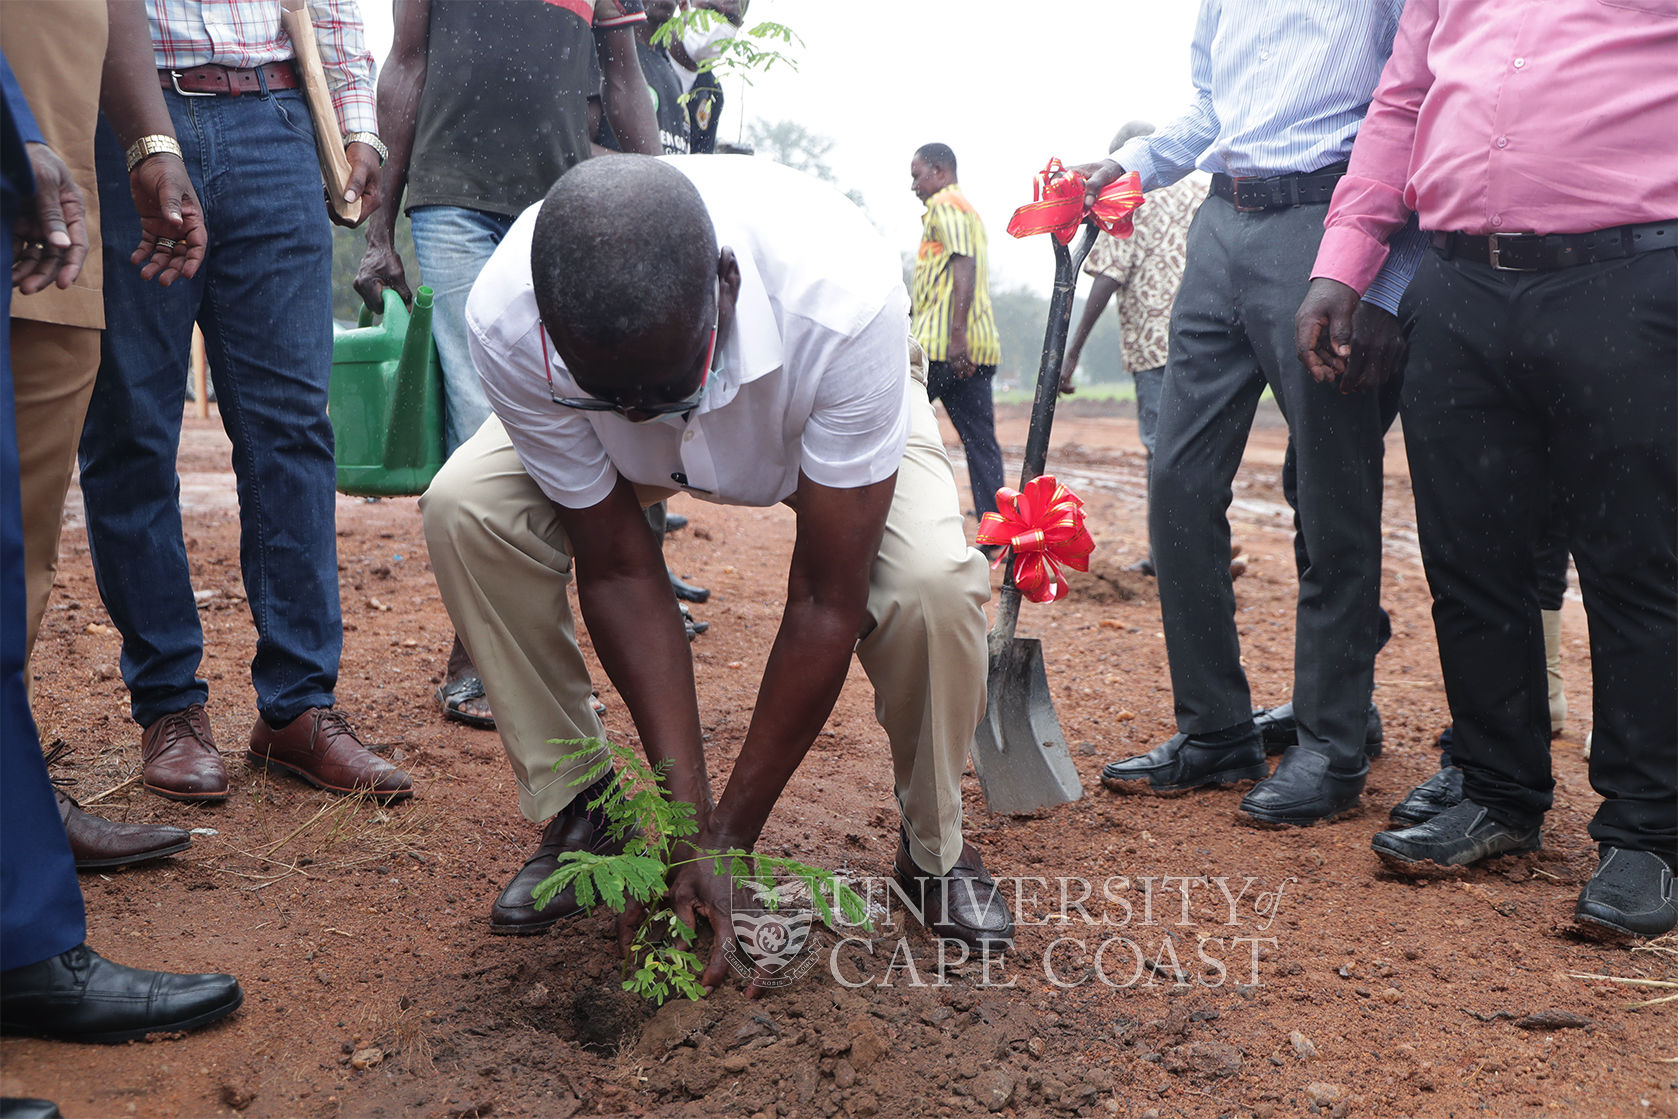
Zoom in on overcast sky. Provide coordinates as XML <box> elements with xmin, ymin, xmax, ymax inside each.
<box><xmin>358</xmin><ymin>1</ymin><xmax>1201</xmax><ymax>295</ymax></box>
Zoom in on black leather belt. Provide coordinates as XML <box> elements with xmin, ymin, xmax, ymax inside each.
<box><xmin>1210</xmin><ymin>163</ymin><xmax>1347</xmax><ymax>213</ymax></box>
<box><xmin>1431</xmin><ymin>221</ymin><xmax>1677</xmax><ymax>272</ymax></box>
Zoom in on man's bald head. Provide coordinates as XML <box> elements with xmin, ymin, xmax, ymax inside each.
<box><xmin>1110</xmin><ymin>120</ymin><xmax>1155</xmax><ymax>154</ymax></box>
<box><xmin>532</xmin><ymin>156</ymin><xmax>718</xmax><ymax>382</ymax></box>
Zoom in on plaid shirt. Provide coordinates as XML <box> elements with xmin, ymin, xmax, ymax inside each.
<box><xmin>150</xmin><ymin>0</ymin><xmax>376</xmax><ymax>135</ymax></box>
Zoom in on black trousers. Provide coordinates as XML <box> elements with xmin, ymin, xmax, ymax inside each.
<box><xmin>1402</xmin><ymin>248</ymin><xmax>1676</xmax><ymax>856</ymax></box>
<box><xmin>1151</xmin><ymin>198</ymin><xmax>1386</xmax><ymax>763</ymax></box>
<box><xmin>925</xmin><ymin>360</ymin><xmax>1005</xmax><ymax>519</ymax></box>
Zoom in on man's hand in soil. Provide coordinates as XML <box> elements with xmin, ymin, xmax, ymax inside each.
<box><xmin>13</xmin><ymin>142</ymin><xmax>88</xmax><ymax>294</ymax></box>
<box><xmin>128</xmin><ymin>153</ymin><xmax>205</xmax><ymax>286</ymax></box>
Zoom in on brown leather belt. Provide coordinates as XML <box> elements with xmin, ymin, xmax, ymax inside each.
<box><xmin>160</xmin><ymin>63</ymin><xmax>299</xmax><ymax>97</ymax></box>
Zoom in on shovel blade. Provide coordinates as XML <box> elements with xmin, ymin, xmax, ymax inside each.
<box><xmin>970</xmin><ymin>637</ymin><xmax>1084</xmax><ymax>815</ymax></box>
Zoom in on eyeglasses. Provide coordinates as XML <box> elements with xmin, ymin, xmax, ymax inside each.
<box><xmin>542</xmin><ymin>280</ymin><xmax>719</xmax><ymax>423</ymax></box>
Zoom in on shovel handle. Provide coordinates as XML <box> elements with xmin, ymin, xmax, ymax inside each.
<box><xmin>992</xmin><ymin>223</ymin><xmax>1100</xmax><ymax>650</ymax></box>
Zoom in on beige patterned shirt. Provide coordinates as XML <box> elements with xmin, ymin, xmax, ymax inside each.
<box><xmin>1083</xmin><ymin>175</ymin><xmax>1208</xmax><ymax>374</ymax></box>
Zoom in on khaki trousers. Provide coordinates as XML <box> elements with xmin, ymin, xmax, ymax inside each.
<box><xmin>421</xmin><ymin>361</ymin><xmax>990</xmax><ymax>875</ymax></box>
<box><xmin>9</xmin><ymin>320</ymin><xmax>101</xmax><ymax>672</ymax></box>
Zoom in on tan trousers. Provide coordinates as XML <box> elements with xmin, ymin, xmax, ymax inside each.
<box><xmin>10</xmin><ymin>320</ymin><xmax>101</xmax><ymax>672</ymax></box>
<box><xmin>421</xmin><ymin>362</ymin><xmax>990</xmax><ymax>875</ymax></box>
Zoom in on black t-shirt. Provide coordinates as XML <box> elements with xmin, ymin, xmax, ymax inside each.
<box><xmin>685</xmin><ymin>68</ymin><xmax>723</xmax><ymax>154</ymax></box>
<box><xmin>595</xmin><ymin>40</ymin><xmax>690</xmax><ymax>155</ymax></box>
<box><xmin>406</xmin><ymin>0</ymin><xmax>598</xmax><ymax>217</ymax></box>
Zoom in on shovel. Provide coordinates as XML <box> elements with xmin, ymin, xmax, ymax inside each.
<box><xmin>969</xmin><ymin>223</ymin><xmax>1098</xmax><ymax>815</ymax></box>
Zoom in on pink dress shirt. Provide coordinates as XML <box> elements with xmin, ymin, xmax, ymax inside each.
<box><xmin>1314</xmin><ymin>0</ymin><xmax>1678</xmax><ymax>295</ymax></box>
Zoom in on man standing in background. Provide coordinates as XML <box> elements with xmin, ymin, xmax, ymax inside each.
<box><xmin>909</xmin><ymin>142</ymin><xmax>1004</xmax><ymax>527</ymax></box>
<box><xmin>356</xmin><ymin>0</ymin><xmax>659</xmax><ymax>730</ymax></box>
<box><xmin>1060</xmin><ymin>120</ymin><xmax>1206</xmax><ymax>576</ymax></box>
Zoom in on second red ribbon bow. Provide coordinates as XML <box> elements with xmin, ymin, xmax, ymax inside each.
<box><xmin>976</xmin><ymin>474</ymin><xmax>1095</xmax><ymax>604</ymax></box>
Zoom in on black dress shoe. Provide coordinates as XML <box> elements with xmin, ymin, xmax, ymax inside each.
<box><xmin>1251</xmin><ymin>701</ymin><xmax>1383</xmax><ymax>758</ymax></box>
<box><xmin>0</xmin><ymin>944</ymin><xmax>241</xmax><ymax>1044</ymax></box>
<box><xmin>893</xmin><ymin>833</ymin><xmax>1014</xmax><ymax>952</ymax></box>
<box><xmin>1239</xmin><ymin>746</ymin><xmax>1366</xmax><ymax>827</ymax></box>
<box><xmin>491</xmin><ymin>812</ymin><xmax>626</xmax><ymax>935</ymax></box>
<box><xmin>1371</xmin><ymin>799</ymin><xmax>1540</xmax><ymax>871</ymax></box>
<box><xmin>1387</xmin><ymin>766</ymin><xmax>1463</xmax><ymax>827</ymax></box>
<box><xmin>1574</xmin><ymin>848</ymin><xmax>1677</xmax><ymax>940</ymax></box>
<box><xmin>1</xmin><ymin>1100</ymin><xmax>62</xmax><ymax>1119</ymax></box>
<box><xmin>668</xmin><ymin>569</ymin><xmax>709</xmax><ymax>603</ymax></box>
<box><xmin>1100</xmin><ymin>730</ymin><xmax>1266</xmax><ymax>795</ymax></box>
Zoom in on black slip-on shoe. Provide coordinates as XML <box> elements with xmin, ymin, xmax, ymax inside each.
<box><xmin>1251</xmin><ymin>701</ymin><xmax>1383</xmax><ymax>759</ymax></box>
<box><xmin>1387</xmin><ymin>765</ymin><xmax>1464</xmax><ymax>828</ymax></box>
<box><xmin>1100</xmin><ymin>730</ymin><xmax>1267</xmax><ymax>795</ymax></box>
<box><xmin>1371</xmin><ymin>800</ymin><xmax>1540</xmax><ymax>873</ymax></box>
<box><xmin>1574</xmin><ymin>848</ymin><xmax>1677</xmax><ymax>941</ymax></box>
<box><xmin>1239</xmin><ymin>745</ymin><xmax>1366</xmax><ymax>827</ymax></box>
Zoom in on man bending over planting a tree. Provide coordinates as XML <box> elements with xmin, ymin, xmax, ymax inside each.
<box><xmin>421</xmin><ymin>154</ymin><xmax>1014</xmax><ymax>981</ymax></box>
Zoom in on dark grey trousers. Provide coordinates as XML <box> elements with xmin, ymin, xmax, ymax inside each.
<box><xmin>1149</xmin><ymin>197</ymin><xmax>1385</xmax><ymax>765</ymax></box>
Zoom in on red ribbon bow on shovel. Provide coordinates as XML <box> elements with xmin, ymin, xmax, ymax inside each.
<box><xmin>976</xmin><ymin>475</ymin><xmax>1095</xmax><ymax>604</ymax></box>
<box><xmin>1005</xmin><ymin>158</ymin><xmax>1146</xmax><ymax>244</ymax></box>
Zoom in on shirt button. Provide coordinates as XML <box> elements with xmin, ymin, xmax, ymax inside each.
<box><xmin>1513</xmin><ymin>57</ymin><xmax>1526</xmax><ymax>69</ymax></box>
<box><xmin>682</xmin><ymin>431</ymin><xmax>695</xmax><ymax>443</ymax></box>
<box><xmin>1492</xmin><ymin>214</ymin><xmax>1504</xmax><ymax>227</ymax></box>
<box><xmin>1259</xmin><ymin>49</ymin><xmax>1270</xmax><ymax>60</ymax></box>
<box><xmin>1495</xmin><ymin>136</ymin><xmax>1509</xmax><ymax>149</ymax></box>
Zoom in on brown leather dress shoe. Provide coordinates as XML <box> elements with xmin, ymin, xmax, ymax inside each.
<box><xmin>140</xmin><ymin>704</ymin><xmax>228</xmax><ymax>802</ymax></box>
<box><xmin>491</xmin><ymin>814</ymin><xmax>625</xmax><ymax>935</ymax></box>
<box><xmin>247</xmin><ymin>708</ymin><xmax>412</xmax><ymax>801</ymax></box>
<box><xmin>57</xmin><ymin>790</ymin><xmax>192</xmax><ymax>870</ymax></box>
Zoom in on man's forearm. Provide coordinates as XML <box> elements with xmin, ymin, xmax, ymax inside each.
<box><xmin>598</xmin><ymin>26</ymin><xmax>659</xmax><ymax>156</ymax></box>
<box><xmin>948</xmin><ymin>254</ymin><xmax>976</xmax><ymax>351</ymax></box>
<box><xmin>579</xmin><ymin>568</ymin><xmax>715</xmax><ymax>815</ymax></box>
<box><xmin>99</xmin><ymin>0</ymin><xmax>174</xmax><ymax>147</ymax></box>
<box><xmin>703</xmin><ymin>597</ymin><xmax>864</xmax><ymax>850</ymax></box>
<box><xmin>368</xmin><ymin>1</ymin><xmax>430</xmax><ymax>245</ymax></box>
<box><xmin>1065</xmin><ymin>274</ymin><xmax>1118</xmax><ymax>368</ymax></box>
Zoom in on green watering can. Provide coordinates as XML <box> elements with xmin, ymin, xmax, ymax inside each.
<box><xmin>329</xmin><ymin>285</ymin><xmax>445</xmax><ymax>496</ymax></box>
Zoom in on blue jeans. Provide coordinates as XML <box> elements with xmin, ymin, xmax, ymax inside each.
<box><xmin>408</xmin><ymin>205</ymin><xmax>514</xmax><ymax>454</ymax></box>
<box><xmin>1132</xmin><ymin>364</ymin><xmax>1163</xmax><ymax>457</ymax></box>
<box><xmin>925</xmin><ymin>360</ymin><xmax>1005</xmax><ymax>518</ymax></box>
<box><xmin>1132</xmin><ymin>364</ymin><xmax>1163</xmax><ymax>559</ymax></box>
<box><xmin>79</xmin><ymin>87</ymin><xmax>340</xmax><ymax>728</ymax></box>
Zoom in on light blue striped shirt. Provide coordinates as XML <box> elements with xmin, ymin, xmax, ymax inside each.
<box><xmin>1116</xmin><ymin>0</ymin><xmax>1424</xmax><ymax>314</ymax></box>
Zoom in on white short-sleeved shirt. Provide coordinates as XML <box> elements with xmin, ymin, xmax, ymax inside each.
<box><xmin>465</xmin><ymin>155</ymin><xmax>912</xmax><ymax>510</ymax></box>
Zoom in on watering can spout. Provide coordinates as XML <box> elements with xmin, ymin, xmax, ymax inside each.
<box><xmin>385</xmin><ymin>285</ymin><xmax>435</xmax><ymax>470</ymax></box>
<box><xmin>329</xmin><ymin>285</ymin><xmax>445</xmax><ymax>496</ymax></box>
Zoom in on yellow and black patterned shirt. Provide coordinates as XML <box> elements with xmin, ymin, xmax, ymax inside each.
<box><xmin>910</xmin><ymin>184</ymin><xmax>1001</xmax><ymax>365</ymax></box>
